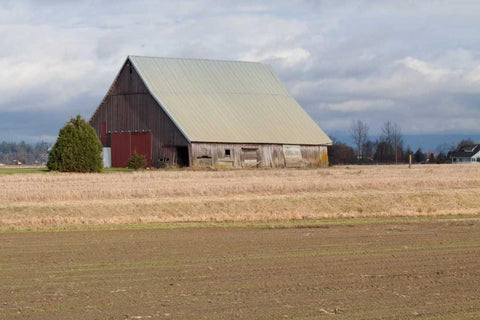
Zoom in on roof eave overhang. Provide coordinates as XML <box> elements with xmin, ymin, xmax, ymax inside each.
<box><xmin>190</xmin><ymin>140</ymin><xmax>332</xmax><ymax>146</ymax></box>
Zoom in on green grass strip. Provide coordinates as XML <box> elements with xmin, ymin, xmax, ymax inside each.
<box><xmin>0</xmin><ymin>167</ymin><xmax>49</xmax><ymax>175</ymax></box>
<box><xmin>3</xmin><ymin>214</ymin><xmax>479</xmax><ymax>234</ymax></box>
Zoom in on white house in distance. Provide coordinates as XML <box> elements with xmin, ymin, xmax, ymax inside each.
<box><xmin>451</xmin><ymin>145</ymin><xmax>480</xmax><ymax>164</ymax></box>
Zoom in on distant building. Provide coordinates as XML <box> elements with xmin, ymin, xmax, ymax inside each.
<box><xmin>451</xmin><ymin>145</ymin><xmax>480</xmax><ymax>164</ymax></box>
<box><xmin>90</xmin><ymin>56</ymin><xmax>332</xmax><ymax>168</ymax></box>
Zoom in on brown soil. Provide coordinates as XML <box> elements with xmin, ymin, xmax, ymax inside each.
<box><xmin>1</xmin><ymin>220</ymin><xmax>480</xmax><ymax>319</ymax></box>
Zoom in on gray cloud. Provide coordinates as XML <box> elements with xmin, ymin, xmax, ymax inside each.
<box><xmin>0</xmin><ymin>0</ymin><xmax>479</xmax><ymax>143</ymax></box>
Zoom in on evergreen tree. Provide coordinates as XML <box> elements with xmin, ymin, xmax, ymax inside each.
<box><xmin>414</xmin><ymin>148</ymin><xmax>426</xmax><ymax>163</ymax></box>
<box><xmin>47</xmin><ymin>115</ymin><xmax>103</xmax><ymax>172</ymax></box>
<box><xmin>435</xmin><ymin>152</ymin><xmax>447</xmax><ymax>164</ymax></box>
<box><xmin>328</xmin><ymin>138</ymin><xmax>356</xmax><ymax>165</ymax></box>
<box><xmin>126</xmin><ymin>151</ymin><xmax>147</xmax><ymax>170</ymax></box>
<box><xmin>427</xmin><ymin>152</ymin><xmax>435</xmax><ymax>164</ymax></box>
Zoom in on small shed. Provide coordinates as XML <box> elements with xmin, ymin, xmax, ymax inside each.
<box><xmin>90</xmin><ymin>56</ymin><xmax>332</xmax><ymax>168</ymax></box>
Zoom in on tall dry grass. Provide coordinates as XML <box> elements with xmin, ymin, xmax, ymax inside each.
<box><xmin>1</xmin><ymin>164</ymin><xmax>480</xmax><ymax>230</ymax></box>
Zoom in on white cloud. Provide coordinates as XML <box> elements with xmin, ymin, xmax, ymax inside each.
<box><xmin>1</xmin><ymin>0</ymin><xmax>480</xmax><ymax>142</ymax></box>
<box><xmin>466</xmin><ymin>65</ymin><xmax>480</xmax><ymax>83</ymax></box>
<box><xmin>322</xmin><ymin>99</ymin><xmax>394</xmax><ymax>112</ymax></box>
<box><xmin>396</xmin><ymin>57</ymin><xmax>452</xmax><ymax>82</ymax></box>
<box><xmin>242</xmin><ymin>47</ymin><xmax>311</xmax><ymax>67</ymax></box>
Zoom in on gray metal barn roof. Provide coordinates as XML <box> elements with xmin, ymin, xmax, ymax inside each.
<box><xmin>129</xmin><ymin>55</ymin><xmax>332</xmax><ymax>145</ymax></box>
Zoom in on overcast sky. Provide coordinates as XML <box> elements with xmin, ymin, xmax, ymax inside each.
<box><xmin>1</xmin><ymin>0</ymin><xmax>479</xmax><ymax>144</ymax></box>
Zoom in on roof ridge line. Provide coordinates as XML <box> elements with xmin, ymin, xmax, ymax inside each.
<box><xmin>128</xmin><ymin>55</ymin><xmax>268</xmax><ymax>66</ymax></box>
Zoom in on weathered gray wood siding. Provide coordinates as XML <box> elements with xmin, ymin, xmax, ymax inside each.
<box><xmin>90</xmin><ymin>60</ymin><xmax>189</xmax><ymax>166</ymax></box>
<box><xmin>191</xmin><ymin>143</ymin><xmax>328</xmax><ymax>168</ymax></box>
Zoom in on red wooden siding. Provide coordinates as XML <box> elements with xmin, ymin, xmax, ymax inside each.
<box><xmin>90</xmin><ymin>59</ymin><xmax>189</xmax><ymax>167</ymax></box>
<box><xmin>111</xmin><ymin>132</ymin><xmax>130</xmax><ymax>168</ymax></box>
<box><xmin>111</xmin><ymin>131</ymin><xmax>152</xmax><ymax>167</ymax></box>
<box><xmin>101</xmin><ymin>122</ymin><xmax>107</xmax><ymax>144</ymax></box>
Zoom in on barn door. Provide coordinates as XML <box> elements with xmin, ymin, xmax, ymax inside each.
<box><xmin>176</xmin><ymin>147</ymin><xmax>189</xmax><ymax>167</ymax></box>
<box><xmin>110</xmin><ymin>132</ymin><xmax>131</xmax><ymax>168</ymax></box>
<box><xmin>131</xmin><ymin>132</ymin><xmax>152</xmax><ymax>167</ymax></box>
<box><xmin>111</xmin><ymin>131</ymin><xmax>152</xmax><ymax>167</ymax></box>
<box><xmin>241</xmin><ymin>148</ymin><xmax>259</xmax><ymax>167</ymax></box>
<box><xmin>283</xmin><ymin>145</ymin><xmax>303</xmax><ymax>168</ymax></box>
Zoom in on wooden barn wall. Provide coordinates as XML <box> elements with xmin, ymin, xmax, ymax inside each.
<box><xmin>300</xmin><ymin>145</ymin><xmax>328</xmax><ymax>165</ymax></box>
<box><xmin>90</xmin><ymin>60</ymin><xmax>189</xmax><ymax>166</ymax></box>
<box><xmin>191</xmin><ymin>143</ymin><xmax>328</xmax><ymax>168</ymax></box>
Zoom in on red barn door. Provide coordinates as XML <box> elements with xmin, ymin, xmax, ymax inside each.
<box><xmin>131</xmin><ymin>132</ymin><xmax>152</xmax><ymax>167</ymax></box>
<box><xmin>111</xmin><ymin>132</ymin><xmax>152</xmax><ymax>167</ymax></box>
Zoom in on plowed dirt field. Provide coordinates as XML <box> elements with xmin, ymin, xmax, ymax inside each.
<box><xmin>2</xmin><ymin>219</ymin><xmax>480</xmax><ymax>319</ymax></box>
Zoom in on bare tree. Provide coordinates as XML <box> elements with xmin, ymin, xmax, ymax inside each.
<box><xmin>380</xmin><ymin>121</ymin><xmax>403</xmax><ymax>164</ymax></box>
<box><xmin>350</xmin><ymin>120</ymin><xmax>369</xmax><ymax>160</ymax></box>
<box><xmin>456</xmin><ymin>139</ymin><xmax>475</xmax><ymax>151</ymax></box>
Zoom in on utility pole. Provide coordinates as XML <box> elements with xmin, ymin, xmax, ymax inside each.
<box><xmin>395</xmin><ymin>140</ymin><xmax>398</xmax><ymax>165</ymax></box>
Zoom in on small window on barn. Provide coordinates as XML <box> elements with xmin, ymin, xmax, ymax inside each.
<box><xmin>225</xmin><ymin>149</ymin><xmax>231</xmax><ymax>157</ymax></box>
<box><xmin>129</xmin><ymin>66</ymin><xmax>133</xmax><ymax>74</ymax></box>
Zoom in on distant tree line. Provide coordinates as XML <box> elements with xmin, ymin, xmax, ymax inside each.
<box><xmin>0</xmin><ymin>141</ymin><xmax>50</xmax><ymax>165</ymax></box>
<box><xmin>328</xmin><ymin>120</ymin><xmax>476</xmax><ymax>165</ymax></box>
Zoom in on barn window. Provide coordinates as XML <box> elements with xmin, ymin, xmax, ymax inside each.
<box><xmin>225</xmin><ymin>149</ymin><xmax>231</xmax><ymax>157</ymax></box>
<box><xmin>129</xmin><ymin>67</ymin><xmax>132</xmax><ymax>74</ymax></box>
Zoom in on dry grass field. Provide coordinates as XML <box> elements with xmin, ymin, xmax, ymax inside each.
<box><xmin>1</xmin><ymin>164</ymin><xmax>480</xmax><ymax>230</ymax></box>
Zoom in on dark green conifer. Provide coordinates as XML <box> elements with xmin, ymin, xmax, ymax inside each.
<box><xmin>47</xmin><ymin>115</ymin><xmax>103</xmax><ymax>172</ymax></box>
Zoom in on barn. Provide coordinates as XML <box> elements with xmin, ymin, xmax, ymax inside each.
<box><xmin>90</xmin><ymin>56</ymin><xmax>332</xmax><ymax>168</ymax></box>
